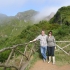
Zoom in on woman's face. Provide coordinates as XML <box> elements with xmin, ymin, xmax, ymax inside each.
<box><xmin>49</xmin><ymin>32</ymin><xmax>52</xmax><ymax>36</ymax></box>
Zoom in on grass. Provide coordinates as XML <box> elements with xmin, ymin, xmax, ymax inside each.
<box><xmin>0</xmin><ymin>67</ymin><xmax>14</xmax><ymax>70</ymax></box>
<box><xmin>55</xmin><ymin>39</ymin><xmax>70</xmax><ymax>66</ymax></box>
<box><xmin>25</xmin><ymin>52</ymin><xmax>41</xmax><ymax>70</ymax></box>
<box><xmin>0</xmin><ymin>20</ymin><xmax>32</xmax><ymax>41</ymax></box>
<box><xmin>55</xmin><ymin>50</ymin><xmax>70</xmax><ymax>66</ymax></box>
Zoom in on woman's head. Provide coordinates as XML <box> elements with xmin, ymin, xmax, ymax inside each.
<box><xmin>48</xmin><ymin>31</ymin><xmax>52</xmax><ymax>36</ymax></box>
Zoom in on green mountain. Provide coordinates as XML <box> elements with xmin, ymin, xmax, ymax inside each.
<box><xmin>0</xmin><ymin>13</ymin><xmax>16</xmax><ymax>24</ymax></box>
<box><xmin>0</xmin><ymin>14</ymin><xmax>8</xmax><ymax>24</ymax></box>
<box><xmin>15</xmin><ymin>10</ymin><xmax>38</xmax><ymax>21</ymax></box>
<box><xmin>0</xmin><ymin>14</ymin><xmax>8</xmax><ymax>18</ymax></box>
<box><xmin>0</xmin><ymin>18</ymin><xmax>32</xmax><ymax>39</ymax></box>
<box><xmin>0</xmin><ymin>6</ymin><xmax>70</xmax><ymax>64</ymax></box>
<box><xmin>50</xmin><ymin>6</ymin><xmax>70</xmax><ymax>25</ymax></box>
<box><xmin>0</xmin><ymin>10</ymin><xmax>38</xmax><ymax>23</ymax></box>
<box><xmin>0</xmin><ymin>10</ymin><xmax>38</xmax><ymax>38</ymax></box>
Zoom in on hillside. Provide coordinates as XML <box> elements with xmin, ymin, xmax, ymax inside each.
<box><xmin>44</xmin><ymin>12</ymin><xmax>55</xmax><ymax>21</ymax></box>
<box><xmin>0</xmin><ymin>10</ymin><xmax>38</xmax><ymax>24</ymax></box>
<box><xmin>0</xmin><ymin>18</ymin><xmax>32</xmax><ymax>39</ymax></box>
<box><xmin>50</xmin><ymin>6</ymin><xmax>70</xmax><ymax>25</ymax></box>
<box><xmin>16</xmin><ymin>10</ymin><xmax>38</xmax><ymax>21</ymax></box>
<box><xmin>0</xmin><ymin>9</ymin><xmax>55</xmax><ymax>40</ymax></box>
<box><xmin>0</xmin><ymin>6</ymin><xmax>70</xmax><ymax>47</ymax></box>
<box><xmin>0</xmin><ymin>6</ymin><xmax>70</xmax><ymax>66</ymax></box>
<box><xmin>0</xmin><ymin>9</ymin><xmax>55</xmax><ymax>24</ymax></box>
<box><xmin>0</xmin><ymin>10</ymin><xmax>38</xmax><ymax>38</ymax></box>
<box><xmin>0</xmin><ymin>14</ymin><xmax>8</xmax><ymax>24</ymax></box>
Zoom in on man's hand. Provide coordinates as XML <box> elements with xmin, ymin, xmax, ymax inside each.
<box><xmin>30</xmin><ymin>41</ymin><xmax>33</xmax><ymax>43</ymax></box>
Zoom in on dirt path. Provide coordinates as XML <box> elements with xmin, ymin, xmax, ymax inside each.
<box><xmin>30</xmin><ymin>60</ymin><xmax>70</xmax><ymax>70</ymax></box>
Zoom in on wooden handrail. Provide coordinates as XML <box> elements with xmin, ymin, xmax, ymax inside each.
<box><xmin>56</xmin><ymin>41</ymin><xmax>70</xmax><ymax>42</ymax></box>
<box><xmin>0</xmin><ymin>41</ymin><xmax>70</xmax><ymax>70</ymax></box>
<box><xmin>0</xmin><ymin>42</ymin><xmax>37</xmax><ymax>70</ymax></box>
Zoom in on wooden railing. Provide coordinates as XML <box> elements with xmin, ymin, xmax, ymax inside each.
<box><xmin>0</xmin><ymin>42</ymin><xmax>39</xmax><ymax>70</ymax></box>
<box><xmin>0</xmin><ymin>41</ymin><xmax>70</xmax><ymax>70</ymax></box>
<box><xmin>56</xmin><ymin>41</ymin><xmax>70</xmax><ymax>55</ymax></box>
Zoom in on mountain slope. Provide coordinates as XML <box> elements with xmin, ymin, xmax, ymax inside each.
<box><xmin>0</xmin><ymin>10</ymin><xmax>38</xmax><ymax>24</ymax></box>
<box><xmin>50</xmin><ymin>6</ymin><xmax>70</xmax><ymax>25</ymax></box>
<box><xmin>16</xmin><ymin>10</ymin><xmax>38</xmax><ymax>21</ymax></box>
<box><xmin>0</xmin><ymin>14</ymin><xmax>8</xmax><ymax>24</ymax></box>
<box><xmin>0</xmin><ymin>18</ymin><xmax>32</xmax><ymax>38</ymax></box>
<box><xmin>44</xmin><ymin>12</ymin><xmax>55</xmax><ymax>21</ymax></box>
<box><xmin>0</xmin><ymin>10</ymin><xmax>38</xmax><ymax>38</ymax></box>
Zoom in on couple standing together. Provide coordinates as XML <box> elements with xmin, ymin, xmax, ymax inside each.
<box><xmin>30</xmin><ymin>30</ymin><xmax>56</xmax><ymax>64</ymax></box>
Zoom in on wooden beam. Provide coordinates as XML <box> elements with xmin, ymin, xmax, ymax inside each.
<box><xmin>56</xmin><ymin>44</ymin><xmax>70</xmax><ymax>55</ymax></box>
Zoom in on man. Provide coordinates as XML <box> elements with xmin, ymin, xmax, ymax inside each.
<box><xmin>30</xmin><ymin>30</ymin><xmax>48</xmax><ymax>62</ymax></box>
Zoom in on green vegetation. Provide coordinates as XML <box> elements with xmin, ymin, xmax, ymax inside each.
<box><xmin>0</xmin><ymin>6</ymin><xmax>70</xmax><ymax>67</ymax></box>
<box><xmin>0</xmin><ymin>18</ymin><xmax>32</xmax><ymax>38</ymax></box>
<box><xmin>25</xmin><ymin>52</ymin><xmax>40</xmax><ymax>70</ymax></box>
<box><xmin>16</xmin><ymin>9</ymin><xmax>38</xmax><ymax>21</ymax></box>
<box><xmin>50</xmin><ymin>6</ymin><xmax>70</xmax><ymax>25</ymax></box>
<box><xmin>0</xmin><ymin>20</ymin><xmax>70</xmax><ymax>64</ymax></box>
<box><xmin>19</xmin><ymin>21</ymin><xmax>60</xmax><ymax>41</ymax></box>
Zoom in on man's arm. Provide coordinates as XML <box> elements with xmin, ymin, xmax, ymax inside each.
<box><xmin>30</xmin><ymin>39</ymin><xmax>37</xmax><ymax>42</ymax></box>
<box><xmin>30</xmin><ymin>35</ymin><xmax>40</xmax><ymax>43</ymax></box>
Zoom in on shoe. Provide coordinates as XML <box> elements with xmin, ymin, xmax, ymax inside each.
<box><xmin>43</xmin><ymin>59</ymin><xmax>46</xmax><ymax>62</ymax></box>
<box><xmin>45</xmin><ymin>58</ymin><xmax>47</xmax><ymax>62</ymax></box>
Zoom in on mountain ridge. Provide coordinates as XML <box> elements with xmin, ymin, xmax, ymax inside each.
<box><xmin>50</xmin><ymin>6</ymin><xmax>70</xmax><ymax>25</ymax></box>
<box><xmin>0</xmin><ymin>9</ymin><xmax>55</xmax><ymax>24</ymax></box>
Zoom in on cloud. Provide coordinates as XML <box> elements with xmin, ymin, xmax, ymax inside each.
<box><xmin>0</xmin><ymin>0</ymin><xmax>47</xmax><ymax>7</ymax></box>
<box><xmin>29</xmin><ymin>0</ymin><xmax>46</xmax><ymax>4</ymax></box>
<box><xmin>0</xmin><ymin>0</ymin><xmax>70</xmax><ymax>16</ymax></box>
<box><xmin>47</xmin><ymin>0</ymin><xmax>70</xmax><ymax>3</ymax></box>
<box><xmin>0</xmin><ymin>0</ymin><xmax>27</xmax><ymax>7</ymax></box>
<box><xmin>61</xmin><ymin>1</ymin><xmax>70</xmax><ymax>6</ymax></box>
<box><xmin>0</xmin><ymin>0</ymin><xmax>70</xmax><ymax>8</ymax></box>
<box><xmin>33</xmin><ymin>6</ymin><xmax>58</xmax><ymax>22</ymax></box>
<box><xmin>32</xmin><ymin>0</ymin><xmax>70</xmax><ymax>22</ymax></box>
<box><xmin>47</xmin><ymin>0</ymin><xmax>70</xmax><ymax>7</ymax></box>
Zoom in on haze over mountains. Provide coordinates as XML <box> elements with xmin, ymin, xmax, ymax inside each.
<box><xmin>0</xmin><ymin>10</ymin><xmax>55</xmax><ymax>24</ymax></box>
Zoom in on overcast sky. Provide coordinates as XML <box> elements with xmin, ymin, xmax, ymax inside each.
<box><xmin>0</xmin><ymin>0</ymin><xmax>70</xmax><ymax>16</ymax></box>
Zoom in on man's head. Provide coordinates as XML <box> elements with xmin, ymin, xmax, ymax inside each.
<box><xmin>41</xmin><ymin>30</ymin><xmax>45</xmax><ymax>36</ymax></box>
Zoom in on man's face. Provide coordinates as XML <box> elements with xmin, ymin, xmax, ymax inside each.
<box><xmin>41</xmin><ymin>31</ymin><xmax>45</xmax><ymax>36</ymax></box>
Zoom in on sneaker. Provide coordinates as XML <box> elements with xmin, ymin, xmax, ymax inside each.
<box><xmin>45</xmin><ymin>58</ymin><xmax>47</xmax><ymax>62</ymax></box>
<box><xmin>43</xmin><ymin>59</ymin><xmax>46</xmax><ymax>62</ymax></box>
<box><xmin>48</xmin><ymin>61</ymin><xmax>50</xmax><ymax>63</ymax></box>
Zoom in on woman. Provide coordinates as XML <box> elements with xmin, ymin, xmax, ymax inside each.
<box><xmin>47</xmin><ymin>31</ymin><xmax>56</xmax><ymax>64</ymax></box>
